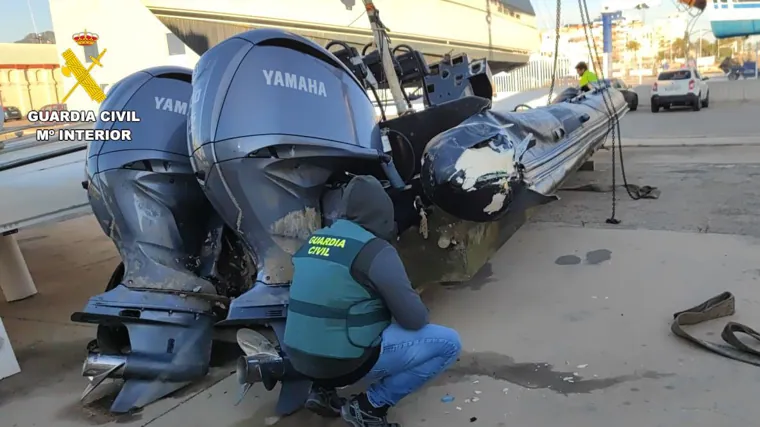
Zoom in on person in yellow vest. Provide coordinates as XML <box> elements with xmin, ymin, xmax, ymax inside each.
<box><xmin>575</xmin><ymin>61</ymin><xmax>598</xmax><ymax>92</ymax></box>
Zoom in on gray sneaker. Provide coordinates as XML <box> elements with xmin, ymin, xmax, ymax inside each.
<box><xmin>340</xmin><ymin>393</ymin><xmax>400</xmax><ymax>427</ymax></box>
<box><xmin>304</xmin><ymin>385</ymin><xmax>344</xmax><ymax>417</ymax></box>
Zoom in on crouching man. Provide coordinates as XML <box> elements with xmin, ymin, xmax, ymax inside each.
<box><xmin>283</xmin><ymin>175</ymin><xmax>462</xmax><ymax>427</ymax></box>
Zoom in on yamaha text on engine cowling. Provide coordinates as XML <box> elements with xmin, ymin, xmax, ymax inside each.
<box><xmin>73</xmin><ymin>66</ymin><xmax>231</xmax><ymax>413</ymax></box>
<box><xmin>187</xmin><ymin>28</ymin><xmax>413</xmax><ymax>415</ymax></box>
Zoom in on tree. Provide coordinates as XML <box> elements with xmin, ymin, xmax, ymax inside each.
<box><xmin>697</xmin><ymin>39</ymin><xmax>717</xmax><ymax>57</ymax></box>
<box><xmin>626</xmin><ymin>40</ymin><xmax>641</xmax><ymax>53</ymax></box>
<box><xmin>670</xmin><ymin>37</ymin><xmax>687</xmax><ymax>58</ymax></box>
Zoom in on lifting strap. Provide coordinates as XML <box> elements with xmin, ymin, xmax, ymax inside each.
<box><xmin>671</xmin><ymin>292</ymin><xmax>760</xmax><ymax>366</ymax></box>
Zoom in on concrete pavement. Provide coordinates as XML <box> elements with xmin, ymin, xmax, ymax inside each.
<box><xmin>620</xmin><ymin>102</ymin><xmax>760</xmax><ymax>140</ymax></box>
<box><xmin>3</xmin><ymin>103</ymin><xmax>760</xmax><ymax>426</ymax></box>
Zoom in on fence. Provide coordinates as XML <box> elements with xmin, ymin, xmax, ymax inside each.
<box><xmin>492</xmin><ymin>56</ymin><xmax>574</xmax><ymax>93</ymax></box>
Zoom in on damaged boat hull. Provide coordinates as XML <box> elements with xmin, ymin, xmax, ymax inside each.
<box><xmin>421</xmin><ymin>88</ymin><xmax>628</xmax><ymax>223</ymax></box>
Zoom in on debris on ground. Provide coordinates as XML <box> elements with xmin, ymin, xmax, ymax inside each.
<box><xmin>560</xmin><ymin>183</ymin><xmax>661</xmax><ymax>199</ymax></box>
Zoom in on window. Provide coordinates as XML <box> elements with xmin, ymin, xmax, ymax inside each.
<box><xmin>83</xmin><ymin>43</ymin><xmax>99</xmax><ymax>63</ymax></box>
<box><xmin>658</xmin><ymin>70</ymin><xmax>691</xmax><ymax>80</ymax></box>
<box><xmin>166</xmin><ymin>33</ymin><xmax>185</xmax><ymax>56</ymax></box>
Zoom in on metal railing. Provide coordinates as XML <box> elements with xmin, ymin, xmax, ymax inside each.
<box><xmin>0</xmin><ymin>121</ymin><xmax>76</xmax><ymax>137</ymax></box>
<box><xmin>492</xmin><ymin>56</ymin><xmax>574</xmax><ymax>93</ymax></box>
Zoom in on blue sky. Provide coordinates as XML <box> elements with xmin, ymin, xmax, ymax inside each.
<box><xmin>0</xmin><ymin>0</ymin><xmax>53</xmax><ymax>42</ymax></box>
<box><xmin>532</xmin><ymin>0</ymin><xmax>710</xmax><ymax>30</ymax></box>
<box><xmin>0</xmin><ymin>0</ymin><xmax>709</xmax><ymax>43</ymax></box>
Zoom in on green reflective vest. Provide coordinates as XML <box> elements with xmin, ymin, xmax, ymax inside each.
<box><xmin>283</xmin><ymin>219</ymin><xmax>391</xmax><ymax>360</ymax></box>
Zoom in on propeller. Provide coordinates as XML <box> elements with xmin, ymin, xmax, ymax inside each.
<box><xmin>234</xmin><ymin>328</ymin><xmax>279</xmax><ymax>405</ymax></box>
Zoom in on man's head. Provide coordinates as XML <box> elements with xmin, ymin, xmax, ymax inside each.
<box><xmin>575</xmin><ymin>61</ymin><xmax>588</xmax><ymax>76</ymax></box>
<box><xmin>341</xmin><ymin>175</ymin><xmax>396</xmax><ymax>241</ymax></box>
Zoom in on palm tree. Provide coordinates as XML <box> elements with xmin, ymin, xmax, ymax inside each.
<box><xmin>626</xmin><ymin>40</ymin><xmax>641</xmax><ymax>55</ymax></box>
<box><xmin>626</xmin><ymin>40</ymin><xmax>642</xmax><ymax>70</ymax></box>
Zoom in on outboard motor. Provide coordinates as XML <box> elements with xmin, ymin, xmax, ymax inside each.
<box><xmin>72</xmin><ymin>66</ymin><xmax>219</xmax><ymax>413</ymax></box>
<box><xmin>189</xmin><ymin>29</ymin><xmax>402</xmax><ymax>415</ymax></box>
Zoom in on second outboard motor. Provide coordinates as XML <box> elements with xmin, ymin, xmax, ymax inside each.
<box><xmin>72</xmin><ymin>66</ymin><xmax>219</xmax><ymax>413</ymax></box>
<box><xmin>189</xmin><ymin>29</ymin><xmax>397</xmax><ymax>415</ymax></box>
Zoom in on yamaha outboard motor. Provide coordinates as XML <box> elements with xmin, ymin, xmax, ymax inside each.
<box><xmin>72</xmin><ymin>66</ymin><xmax>219</xmax><ymax>413</ymax></box>
<box><xmin>189</xmin><ymin>28</ymin><xmax>403</xmax><ymax>415</ymax></box>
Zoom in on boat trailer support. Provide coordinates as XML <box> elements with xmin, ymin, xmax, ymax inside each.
<box><xmin>0</xmin><ymin>231</ymin><xmax>38</xmax><ymax>302</ymax></box>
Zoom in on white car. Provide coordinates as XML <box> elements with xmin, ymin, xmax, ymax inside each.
<box><xmin>650</xmin><ymin>68</ymin><xmax>710</xmax><ymax>112</ymax></box>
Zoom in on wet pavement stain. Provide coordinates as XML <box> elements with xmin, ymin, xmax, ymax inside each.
<box><xmin>563</xmin><ymin>310</ymin><xmax>594</xmax><ymax>322</ymax></box>
<box><xmin>441</xmin><ymin>351</ymin><xmax>673</xmax><ymax>395</ymax></box>
<box><xmin>555</xmin><ymin>249</ymin><xmax>612</xmax><ymax>266</ymax></box>
<box><xmin>585</xmin><ymin>249</ymin><xmax>612</xmax><ymax>265</ymax></box>
<box><xmin>441</xmin><ymin>263</ymin><xmax>496</xmax><ymax>290</ymax></box>
<box><xmin>555</xmin><ymin>255</ymin><xmax>582</xmax><ymax>265</ymax></box>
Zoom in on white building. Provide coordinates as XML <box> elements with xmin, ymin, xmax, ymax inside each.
<box><xmin>653</xmin><ymin>15</ymin><xmax>688</xmax><ymax>41</ymax></box>
<box><xmin>48</xmin><ymin>0</ymin><xmax>542</xmax><ymax>112</ymax></box>
<box><xmin>49</xmin><ymin>0</ymin><xmax>199</xmax><ymax>113</ymax></box>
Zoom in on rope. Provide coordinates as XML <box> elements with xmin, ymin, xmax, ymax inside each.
<box><xmin>575</xmin><ymin>0</ymin><xmax>645</xmax><ymax>225</ymax></box>
<box><xmin>546</xmin><ymin>0</ymin><xmax>562</xmax><ymax>106</ymax></box>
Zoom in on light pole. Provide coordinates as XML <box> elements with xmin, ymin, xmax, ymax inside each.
<box><xmin>633</xmin><ymin>3</ymin><xmax>650</xmax><ymax>84</ymax></box>
<box><xmin>688</xmin><ymin>29</ymin><xmax>712</xmax><ymax>70</ymax></box>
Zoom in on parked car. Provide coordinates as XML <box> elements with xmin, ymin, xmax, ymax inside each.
<box><xmin>601</xmin><ymin>78</ymin><xmax>638</xmax><ymax>111</ymax></box>
<box><xmin>650</xmin><ymin>68</ymin><xmax>709</xmax><ymax>112</ymax></box>
<box><xmin>36</xmin><ymin>103</ymin><xmax>68</xmax><ymax>122</ymax></box>
<box><xmin>39</xmin><ymin>103</ymin><xmax>68</xmax><ymax>113</ymax></box>
<box><xmin>3</xmin><ymin>105</ymin><xmax>22</xmax><ymax>121</ymax></box>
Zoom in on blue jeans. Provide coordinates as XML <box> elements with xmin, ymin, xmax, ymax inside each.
<box><xmin>362</xmin><ymin>323</ymin><xmax>462</xmax><ymax>408</ymax></box>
